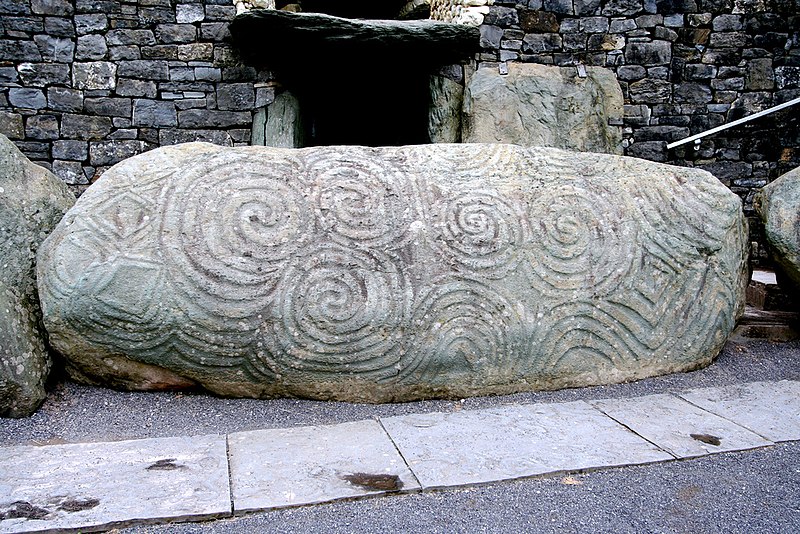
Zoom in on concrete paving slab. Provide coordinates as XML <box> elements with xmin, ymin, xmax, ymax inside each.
<box><xmin>379</xmin><ymin>401</ymin><xmax>672</xmax><ymax>489</ymax></box>
<box><xmin>228</xmin><ymin>420</ymin><xmax>420</xmax><ymax>512</ymax></box>
<box><xmin>591</xmin><ymin>394</ymin><xmax>773</xmax><ymax>458</ymax></box>
<box><xmin>0</xmin><ymin>435</ymin><xmax>230</xmax><ymax>533</ymax></box>
<box><xmin>679</xmin><ymin>380</ymin><xmax>800</xmax><ymax>442</ymax></box>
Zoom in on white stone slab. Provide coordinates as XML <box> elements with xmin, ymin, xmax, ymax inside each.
<box><xmin>0</xmin><ymin>435</ymin><xmax>230</xmax><ymax>533</ymax></box>
<box><xmin>679</xmin><ymin>380</ymin><xmax>800</xmax><ymax>442</ymax></box>
<box><xmin>752</xmin><ymin>270</ymin><xmax>777</xmax><ymax>285</ymax></box>
<box><xmin>591</xmin><ymin>394</ymin><xmax>772</xmax><ymax>458</ymax></box>
<box><xmin>228</xmin><ymin>420</ymin><xmax>420</xmax><ymax>512</ymax></box>
<box><xmin>379</xmin><ymin>401</ymin><xmax>672</xmax><ymax>489</ymax></box>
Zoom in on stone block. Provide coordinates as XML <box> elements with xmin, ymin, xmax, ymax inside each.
<box><xmin>216</xmin><ymin>83</ymin><xmax>255</xmax><ymax>111</ymax></box>
<box><xmin>0</xmin><ymin>134</ymin><xmax>75</xmax><ymax>417</ymax></box>
<box><xmin>200</xmin><ymin>22</ymin><xmax>230</xmax><ymax>41</ymax></box>
<box><xmin>16</xmin><ymin>62</ymin><xmax>71</xmax><ymax>86</ymax></box>
<box><xmin>31</xmin><ymin>0</ymin><xmax>73</xmax><ymax>15</ymax></box>
<box><xmin>713</xmin><ymin>14</ymin><xmax>742</xmax><ymax>31</ymax></box>
<box><xmin>624</xmin><ymin>41</ymin><xmax>672</xmax><ymax>66</ymax></box>
<box><xmin>709</xmin><ymin>31</ymin><xmax>747</xmax><ymax>48</ymax></box>
<box><xmin>479</xmin><ymin>24</ymin><xmax>503</xmax><ymax>49</ymax></box>
<box><xmin>75</xmin><ymin>34</ymin><xmax>108</xmax><ymax>60</ymax></box>
<box><xmin>52</xmin><ymin>140</ymin><xmax>89</xmax><ymax>161</ymax></box>
<box><xmin>48</xmin><ymin>87</ymin><xmax>84</xmax><ymax>112</ymax></box>
<box><xmin>85</xmin><ymin>97</ymin><xmax>132</xmax><ymax>117</ymax></box>
<box><xmin>108</xmin><ymin>45</ymin><xmax>141</xmax><ymax>61</ymax></box>
<box><xmin>52</xmin><ymin>159</ymin><xmax>88</xmax><ymax>185</ymax></box>
<box><xmin>628</xmin><ymin>78</ymin><xmax>672</xmax><ymax>103</ymax></box>
<box><xmin>543</xmin><ymin>0</ymin><xmax>574</xmax><ymax>14</ymax></box>
<box><xmin>118</xmin><ymin>60</ymin><xmax>170</xmax><ymax>80</ymax></box>
<box><xmin>178</xmin><ymin>109</ymin><xmax>252</xmax><ymax>128</ymax></box>
<box><xmin>9</xmin><ymin>88</ymin><xmax>47</xmax><ymax>110</ymax></box>
<box><xmin>25</xmin><ymin>115</ymin><xmax>60</xmax><ymax>140</ymax></box>
<box><xmin>155</xmin><ymin>23</ymin><xmax>197</xmax><ymax>44</ymax></box>
<box><xmin>75</xmin><ymin>13</ymin><xmax>108</xmax><ymax>34</ymax></box>
<box><xmin>33</xmin><ymin>34</ymin><xmax>74</xmax><ymax>62</ymax></box>
<box><xmin>674</xmin><ymin>82</ymin><xmax>713</xmax><ymax>103</ymax></box>
<box><xmin>132</xmin><ymin>99</ymin><xmax>177</xmax><ymax>127</ymax></box>
<box><xmin>746</xmin><ymin>58</ymin><xmax>774</xmax><ymax>90</ymax></box>
<box><xmin>626</xmin><ymin>140</ymin><xmax>667</xmax><ymax>161</ymax></box>
<box><xmin>581</xmin><ymin>16</ymin><xmax>609</xmax><ymax>33</ymax></box>
<box><xmin>519</xmin><ymin>10</ymin><xmax>559</xmax><ymax>32</ymax></box>
<box><xmin>44</xmin><ymin>16</ymin><xmax>76</xmax><ymax>37</ymax></box>
<box><xmin>106</xmin><ymin>29</ymin><xmax>156</xmax><ymax>46</ymax></box>
<box><xmin>60</xmin><ymin>114</ymin><xmax>113</xmax><ymax>140</ymax></box>
<box><xmin>0</xmin><ymin>112</ymin><xmax>24</xmax><ymax>140</ymax></box>
<box><xmin>37</xmin><ymin>143</ymin><xmax>748</xmax><ymax>401</ymax></box>
<box><xmin>158</xmin><ymin>129</ymin><xmax>234</xmax><ymax>147</ymax></box>
<box><xmin>522</xmin><ymin>33</ymin><xmax>562</xmax><ymax>53</ymax></box>
<box><xmin>176</xmin><ymin>4</ymin><xmax>205</xmax><ymax>24</ymax></box>
<box><xmin>178</xmin><ymin>43</ymin><xmax>214</xmax><ymax>62</ymax></box>
<box><xmin>89</xmin><ymin>140</ymin><xmax>150</xmax><ymax>166</ymax></box>
<box><xmin>0</xmin><ymin>39</ymin><xmax>43</xmax><ymax>62</ymax></box>
<box><xmin>602</xmin><ymin>0</ymin><xmax>643</xmax><ymax>15</ymax></box>
<box><xmin>73</xmin><ymin>61</ymin><xmax>117</xmax><ymax>90</ymax></box>
<box><xmin>574</xmin><ymin>0</ymin><xmax>602</xmax><ymax>15</ymax></box>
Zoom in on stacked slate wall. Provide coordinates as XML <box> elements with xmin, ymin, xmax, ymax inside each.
<box><xmin>0</xmin><ymin>0</ymin><xmax>268</xmax><ymax>194</ymax></box>
<box><xmin>0</xmin><ymin>0</ymin><xmax>798</xmax><ymax>259</ymax></box>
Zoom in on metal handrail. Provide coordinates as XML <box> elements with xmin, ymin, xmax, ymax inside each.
<box><xmin>666</xmin><ymin>95</ymin><xmax>800</xmax><ymax>150</ymax></box>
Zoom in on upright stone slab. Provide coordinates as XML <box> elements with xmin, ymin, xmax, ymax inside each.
<box><xmin>463</xmin><ymin>63</ymin><xmax>624</xmax><ymax>154</ymax></box>
<box><xmin>0</xmin><ymin>134</ymin><xmax>74</xmax><ymax>417</ymax></box>
<box><xmin>754</xmin><ymin>166</ymin><xmax>800</xmax><ymax>294</ymax></box>
<box><xmin>37</xmin><ymin>143</ymin><xmax>748</xmax><ymax>402</ymax></box>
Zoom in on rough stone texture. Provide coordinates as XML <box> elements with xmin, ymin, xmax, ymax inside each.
<box><xmin>0</xmin><ymin>134</ymin><xmax>75</xmax><ymax>417</ymax></box>
<box><xmin>37</xmin><ymin>143</ymin><xmax>747</xmax><ymax>402</ymax></box>
<box><xmin>755</xmin><ymin>166</ymin><xmax>800</xmax><ymax>294</ymax></box>
<box><xmin>428</xmin><ymin>75</ymin><xmax>464</xmax><ymax>143</ymax></box>
<box><xmin>463</xmin><ymin>63</ymin><xmax>624</xmax><ymax>154</ymax></box>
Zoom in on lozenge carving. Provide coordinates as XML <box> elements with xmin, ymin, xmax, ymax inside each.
<box><xmin>37</xmin><ymin>143</ymin><xmax>748</xmax><ymax>401</ymax></box>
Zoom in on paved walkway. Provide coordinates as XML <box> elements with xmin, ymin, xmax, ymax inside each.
<box><xmin>1</xmin><ymin>379</ymin><xmax>799</xmax><ymax>533</ymax></box>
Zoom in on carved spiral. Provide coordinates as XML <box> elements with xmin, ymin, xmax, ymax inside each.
<box><xmin>431</xmin><ymin>188</ymin><xmax>529</xmax><ymax>278</ymax></box>
<box><xmin>399</xmin><ymin>277</ymin><xmax>525</xmax><ymax>384</ymax></box>
<box><xmin>528</xmin><ymin>181</ymin><xmax>637</xmax><ymax>296</ymax></box>
<box><xmin>404</xmin><ymin>143</ymin><xmax>525</xmax><ymax>182</ymax></box>
<box><xmin>160</xmin><ymin>154</ymin><xmax>313</xmax><ymax>319</ymax></box>
<box><xmin>267</xmin><ymin>244</ymin><xmax>411</xmax><ymax>380</ymax></box>
<box><xmin>306</xmin><ymin>148</ymin><xmax>421</xmax><ymax>249</ymax></box>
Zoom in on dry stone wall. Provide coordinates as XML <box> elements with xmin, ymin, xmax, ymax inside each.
<box><xmin>0</xmin><ymin>0</ymin><xmax>268</xmax><ymax>194</ymax></box>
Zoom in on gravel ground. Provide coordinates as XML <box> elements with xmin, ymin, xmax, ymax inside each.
<box><xmin>1</xmin><ymin>338</ymin><xmax>798</xmax><ymax>446</ymax></box>
<box><xmin>116</xmin><ymin>441</ymin><xmax>800</xmax><ymax>534</ymax></box>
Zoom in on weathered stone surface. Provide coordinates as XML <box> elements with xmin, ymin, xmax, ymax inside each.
<box><xmin>38</xmin><ymin>143</ymin><xmax>748</xmax><ymax>402</ymax></box>
<box><xmin>755</xmin><ymin>167</ymin><xmax>800</xmax><ymax>294</ymax></box>
<box><xmin>1</xmin><ymin>134</ymin><xmax>75</xmax><ymax>417</ymax></box>
<box><xmin>428</xmin><ymin>75</ymin><xmax>463</xmax><ymax>143</ymax></box>
<box><xmin>229</xmin><ymin>10</ymin><xmax>480</xmax><ymax>69</ymax></box>
<box><xmin>462</xmin><ymin>63</ymin><xmax>624</xmax><ymax>154</ymax></box>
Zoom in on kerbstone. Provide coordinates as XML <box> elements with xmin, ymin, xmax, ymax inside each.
<box><xmin>0</xmin><ymin>134</ymin><xmax>75</xmax><ymax>417</ymax></box>
<box><xmin>754</xmin><ymin>166</ymin><xmax>800</xmax><ymax>293</ymax></box>
<box><xmin>462</xmin><ymin>63</ymin><xmax>624</xmax><ymax>154</ymax></box>
<box><xmin>37</xmin><ymin>143</ymin><xmax>748</xmax><ymax>402</ymax></box>
<box><xmin>0</xmin><ymin>435</ymin><xmax>230</xmax><ymax>531</ymax></box>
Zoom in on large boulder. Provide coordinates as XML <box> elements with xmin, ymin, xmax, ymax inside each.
<box><xmin>463</xmin><ymin>63</ymin><xmax>624</xmax><ymax>154</ymax></box>
<box><xmin>755</xmin><ymin>166</ymin><xmax>800</xmax><ymax>294</ymax></box>
<box><xmin>37</xmin><ymin>143</ymin><xmax>747</xmax><ymax>402</ymax></box>
<box><xmin>1</xmin><ymin>134</ymin><xmax>75</xmax><ymax>417</ymax></box>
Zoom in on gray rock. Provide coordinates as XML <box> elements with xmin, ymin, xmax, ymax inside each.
<box><xmin>1</xmin><ymin>134</ymin><xmax>75</xmax><ymax>417</ymax></box>
<box><xmin>216</xmin><ymin>83</ymin><xmax>256</xmax><ymax>111</ymax></box>
<box><xmin>47</xmin><ymin>87</ymin><xmax>84</xmax><ymax>112</ymax></box>
<box><xmin>25</xmin><ymin>115</ymin><xmax>60</xmax><ymax>140</ymax></box>
<box><xmin>462</xmin><ymin>63</ymin><xmax>623</xmax><ymax>154</ymax></box>
<box><xmin>251</xmin><ymin>91</ymin><xmax>304</xmax><ymax>148</ymax></box>
<box><xmin>755</xmin><ymin>167</ymin><xmax>800</xmax><ymax>294</ymax></box>
<box><xmin>9</xmin><ymin>88</ymin><xmax>47</xmax><ymax>110</ymax></box>
<box><xmin>75</xmin><ymin>34</ymin><xmax>108</xmax><ymax>60</ymax></box>
<box><xmin>60</xmin><ymin>114</ymin><xmax>113</xmax><ymax>140</ymax></box>
<box><xmin>428</xmin><ymin>75</ymin><xmax>463</xmax><ymax>143</ymax></box>
<box><xmin>132</xmin><ymin>99</ymin><xmax>177</xmax><ymax>127</ymax></box>
<box><xmin>0</xmin><ymin>112</ymin><xmax>24</xmax><ymax>139</ymax></box>
<box><xmin>73</xmin><ymin>61</ymin><xmax>117</xmax><ymax>90</ymax></box>
<box><xmin>33</xmin><ymin>35</ymin><xmax>74</xmax><ymax>62</ymax></box>
<box><xmin>37</xmin><ymin>143</ymin><xmax>747</xmax><ymax>402</ymax></box>
<box><xmin>89</xmin><ymin>140</ymin><xmax>150</xmax><ymax>166</ymax></box>
<box><xmin>16</xmin><ymin>63</ymin><xmax>71</xmax><ymax>87</ymax></box>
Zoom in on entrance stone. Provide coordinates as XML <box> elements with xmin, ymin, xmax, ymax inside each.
<box><xmin>37</xmin><ymin>143</ymin><xmax>747</xmax><ymax>402</ymax></box>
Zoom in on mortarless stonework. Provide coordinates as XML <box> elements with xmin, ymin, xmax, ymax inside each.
<box><xmin>37</xmin><ymin>143</ymin><xmax>748</xmax><ymax>402</ymax></box>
